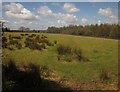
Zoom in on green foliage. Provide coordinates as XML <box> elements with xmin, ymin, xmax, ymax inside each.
<box><xmin>57</xmin><ymin>44</ymin><xmax>88</xmax><ymax>62</ymax></box>
<box><xmin>24</xmin><ymin>35</ymin><xmax>53</xmax><ymax>50</ymax></box>
<box><xmin>47</xmin><ymin>24</ymin><xmax>119</xmax><ymax>39</ymax></box>
<box><xmin>57</xmin><ymin>44</ymin><xmax>72</xmax><ymax>55</ymax></box>
<box><xmin>54</xmin><ymin>40</ymin><xmax>57</xmax><ymax>44</ymax></box>
<box><xmin>64</xmin><ymin>55</ymin><xmax>72</xmax><ymax>62</ymax></box>
<box><xmin>2</xmin><ymin>32</ymin><xmax>118</xmax><ymax>84</ymax></box>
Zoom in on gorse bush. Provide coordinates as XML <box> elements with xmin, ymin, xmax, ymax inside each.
<box><xmin>16</xmin><ymin>43</ymin><xmax>22</xmax><ymax>49</ymax></box>
<box><xmin>100</xmin><ymin>67</ymin><xmax>110</xmax><ymax>82</ymax></box>
<box><xmin>2</xmin><ymin>36</ymin><xmax>8</xmax><ymax>48</ymax></box>
<box><xmin>3</xmin><ymin>34</ymin><xmax>53</xmax><ymax>51</ymax></box>
<box><xmin>54</xmin><ymin>40</ymin><xmax>57</xmax><ymax>44</ymax></box>
<box><xmin>57</xmin><ymin>44</ymin><xmax>89</xmax><ymax>62</ymax></box>
<box><xmin>2</xmin><ymin>36</ymin><xmax>7</xmax><ymax>43</ymax></box>
<box><xmin>24</xmin><ymin>35</ymin><xmax>53</xmax><ymax>50</ymax></box>
<box><xmin>57</xmin><ymin>45</ymin><xmax>72</xmax><ymax>55</ymax></box>
<box><xmin>74</xmin><ymin>48</ymin><xmax>83</xmax><ymax>61</ymax></box>
<box><xmin>11</xmin><ymin>36</ymin><xmax>22</xmax><ymax>39</ymax></box>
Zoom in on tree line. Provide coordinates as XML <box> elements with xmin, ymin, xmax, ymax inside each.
<box><xmin>47</xmin><ymin>24</ymin><xmax>120</xmax><ymax>39</ymax></box>
<box><xmin>1</xmin><ymin>20</ymin><xmax>119</xmax><ymax>39</ymax></box>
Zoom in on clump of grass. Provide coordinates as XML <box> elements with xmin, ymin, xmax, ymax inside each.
<box><xmin>64</xmin><ymin>55</ymin><xmax>72</xmax><ymax>62</ymax></box>
<box><xmin>100</xmin><ymin>67</ymin><xmax>110</xmax><ymax>82</ymax></box>
<box><xmin>40</xmin><ymin>65</ymin><xmax>52</xmax><ymax>78</ymax></box>
<box><xmin>74</xmin><ymin>48</ymin><xmax>83</xmax><ymax>61</ymax></box>
<box><xmin>57</xmin><ymin>55</ymin><xmax>61</xmax><ymax>61</ymax></box>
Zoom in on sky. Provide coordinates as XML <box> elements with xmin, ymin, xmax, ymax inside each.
<box><xmin>1</xmin><ymin>2</ymin><xmax>118</xmax><ymax>30</ymax></box>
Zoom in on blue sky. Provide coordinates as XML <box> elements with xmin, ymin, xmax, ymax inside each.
<box><xmin>2</xmin><ymin>2</ymin><xmax>118</xmax><ymax>30</ymax></box>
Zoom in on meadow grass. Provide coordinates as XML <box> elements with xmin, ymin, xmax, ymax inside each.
<box><xmin>2</xmin><ymin>32</ymin><xmax>118</xmax><ymax>82</ymax></box>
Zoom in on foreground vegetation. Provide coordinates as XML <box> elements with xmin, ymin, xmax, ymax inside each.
<box><xmin>2</xmin><ymin>32</ymin><xmax>118</xmax><ymax>90</ymax></box>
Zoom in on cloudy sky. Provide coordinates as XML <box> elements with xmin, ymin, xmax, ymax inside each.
<box><xmin>2</xmin><ymin>2</ymin><xmax>118</xmax><ymax>30</ymax></box>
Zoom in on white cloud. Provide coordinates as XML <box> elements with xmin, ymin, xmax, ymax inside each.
<box><xmin>81</xmin><ymin>18</ymin><xmax>88</xmax><ymax>24</ymax></box>
<box><xmin>56</xmin><ymin>13</ymin><xmax>77</xmax><ymax>23</ymax></box>
<box><xmin>38</xmin><ymin>6</ymin><xmax>53</xmax><ymax>15</ymax></box>
<box><xmin>98</xmin><ymin>7</ymin><xmax>117</xmax><ymax>24</ymax></box>
<box><xmin>38</xmin><ymin>6</ymin><xmax>78</xmax><ymax>24</ymax></box>
<box><xmin>98</xmin><ymin>8</ymin><xmax>112</xmax><ymax>16</ymax></box>
<box><xmin>108</xmin><ymin>15</ymin><xmax>117</xmax><ymax>19</ymax></box>
<box><xmin>5</xmin><ymin>3</ymin><xmax>39</xmax><ymax>20</ymax></box>
<box><xmin>57</xmin><ymin>20</ymin><xmax>65</xmax><ymax>24</ymax></box>
<box><xmin>98</xmin><ymin>20</ymin><xmax>101</xmax><ymax>25</ymax></box>
<box><xmin>63</xmin><ymin>3</ymin><xmax>80</xmax><ymax>13</ymax></box>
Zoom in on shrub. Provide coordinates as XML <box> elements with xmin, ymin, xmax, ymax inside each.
<box><xmin>57</xmin><ymin>45</ymin><xmax>72</xmax><ymax>55</ymax></box>
<box><xmin>41</xmin><ymin>35</ymin><xmax>47</xmax><ymax>39</ymax></box>
<box><xmin>20</xmin><ymin>34</ymin><xmax>25</xmax><ymax>36</ymax></box>
<box><xmin>12</xmin><ymin>36</ymin><xmax>21</xmax><ymax>39</ymax></box>
<box><xmin>100</xmin><ymin>67</ymin><xmax>109</xmax><ymax>81</ymax></box>
<box><xmin>40</xmin><ymin>65</ymin><xmax>51</xmax><ymax>78</ymax></box>
<box><xmin>2</xmin><ymin>36</ymin><xmax>8</xmax><ymax>48</ymax></box>
<box><xmin>54</xmin><ymin>40</ymin><xmax>57</xmax><ymax>44</ymax></box>
<box><xmin>57</xmin><ymin>55</ymin><xmax>61</xmax><ymax>61</ymax></box>
<box><xmin>24</xmin><ymin>39</ymin><xmax>42</xmax><ymax>50</ymax></box>
<box><xmin>2</xmin><ymin>42</ymin><xmax>7</xmax><ymax>48</ymax></box>
<box><xmin>9</xmin><ymin>40</ymin><xmax>19</xmax><ymax>45</ymax></box>
<box><xmin>64</xmin><ymin>55</ymin><xmax>72</xmax><ymax>62</ymax></box>
<box><xmin>41</xmin><ymin>43</ymin><xmax>46</xmax><ymax>49</ymax></box>
<box><xmin>8</xmin><ymin>46</ymin><xmax>14</xmax><ymax>50</ymax></box>
<box><xmin>16</xmin><ymin>43</ymin><xmax>22</xmax><ymax>49</ymax></box>
<box><xmin>74</xmin><ymin>48</ymin><xmax>89</xmax><ymax>62</ymax></box>
<box><xmin>31</xmin><ymin>34</ymin><xmax>36</xmax><ymax>37</ymax></box>
<box><xmin>25</xmin><ymin>34</ymin><xmax>28</xmax><ymax>36</ymax></box>
<box><xmin>56</xmin><ymin>45</ymin><xmax>89</xmax><ymax>62</ymax></box>
<box><xmin>2</xmin><ymin>36</ymin><xmax>7</xmax><ymax>43</ymax></box>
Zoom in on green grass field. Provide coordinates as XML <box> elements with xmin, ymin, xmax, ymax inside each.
<box><xmin>2</xmin><ymin>32</ymin><xmax>118</xmax><ymax>89</ymax></box>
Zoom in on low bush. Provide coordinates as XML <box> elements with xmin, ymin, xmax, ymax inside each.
<box><xmin>12</xmin><ymin>36</ymin><xmax>21</xmax><ymax>39</ymax></box>
<box><xmin>64</xmin><ymin>55</ymin><xmax>72</xmax><ymax>62</ymax></box>
<box><xmin>2</xmin><ymin>42</ymin><xmax>7</xmax><ymax>48</ymax></box>
<box><xmin>100</xmin><ymin>67</ymin><xmax>110</xmax><ymax>82</ymax></box>
<box><xmin>21</xmin><ymin>34</ymin><xmax>25</xmax><ymax>36</ymax></box>
<box><xmin>41</xmin><ymin>43</ymin><xmax>46</xmax><ymax>49</ymax></box>
<box><xmin>40</xmin><ymin>65</ymin><xmax>52</xmax><ymax>78</ymax></box>
<box><xmin>57</xmin><ymin>44</ymin><xmax>89</xmax><ymax>62</ymax></box>
<box><xmin>2</xmin><ymin>36</ymin><xmax>8</xmax><ymax>48</ymax></box>
<box><xmin>9</xmin><ymin>40</ymin><xmax>19</xmax><ymax>45</ymax></box>
<box><xmin>31</xmin><ymin>34</ymin><xmax>36</xmax><ymax>37</ymax></box>
<box><xmin>54</xmin><ymin>40</ymin><xmax>57</xmax><ymax>44</ymax></box>
<box><xmin>57</xmin><ymin>45</ymin><xmax>72</xmax><ymax>55</ymax></box>
<box><xmin>74</xmin><ymin>48</ymin><xmax>83</xmax><ymax>61</ymax></box>
<box><xmin>16</xmin><ymin>43</ymin><xmax>22</xmax><ymax>49</ymax></box>
<box><xmin>25</xmin><ymin>39</ymin><xmax>42</xmax><ymax>50</ymax></box>
<box><xmin>57</xmin><ymin>55</ymin><xmax>61</xmax><ymax>61</ymax></box>
<box><xmin>2</xmin><ymin>36</ymin><xmax>7</xmax><ymax>43</ymax></box>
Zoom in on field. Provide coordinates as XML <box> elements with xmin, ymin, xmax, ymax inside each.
<box><xmin>2</xmin><ymin>32</ymin><xmax>118</xmax><ymax>90</ymax></box>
